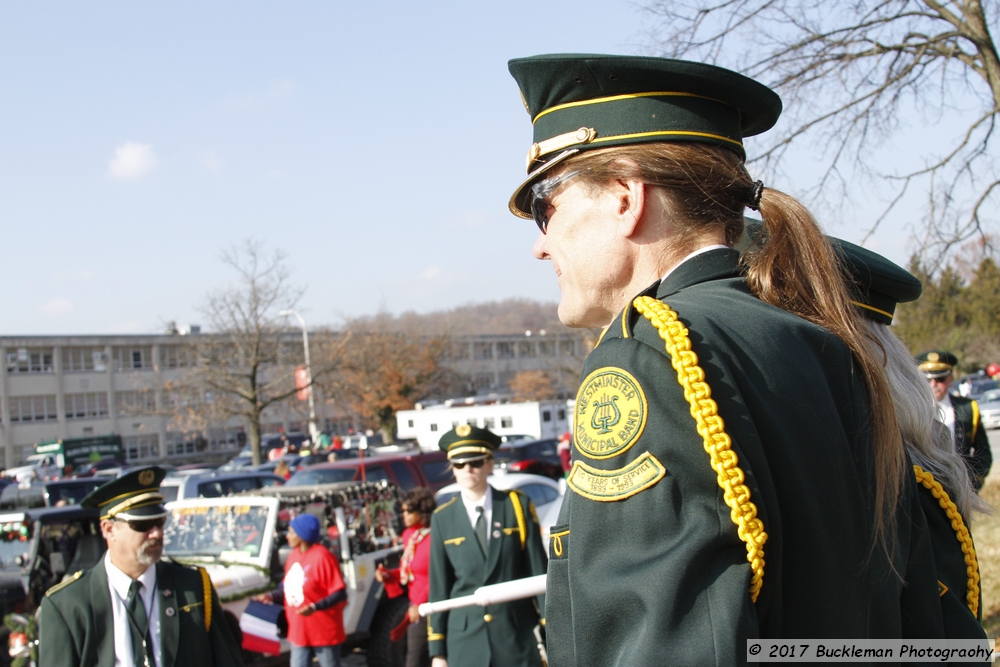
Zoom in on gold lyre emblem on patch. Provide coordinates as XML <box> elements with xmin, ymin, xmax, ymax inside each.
<box><xmin>455</xmin><ymin>424</ymin><xmax>472</xmax><ymax>437</ymax></box>
<box><xmin>139</xmin><ymin>470</ymin><xmax>155</xmax><ymax>486</ymax></box>
<box><xmin>574</xmin><ymin>367</ymin><xmax>648</xmax><ymax>460</ymax></box>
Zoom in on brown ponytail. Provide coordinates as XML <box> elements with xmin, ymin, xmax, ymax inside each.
<box><xmin>563</xmin><ymin>143</ymin><xmax>905</xmax><ymax>555</ymax></box>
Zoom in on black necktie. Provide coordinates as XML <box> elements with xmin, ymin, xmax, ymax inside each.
<box><xmin>126</xmin><ymin>580</ymin><xmax>154</xmax><ymax>667</ymax></box>
<box><xmin>475</xmin><ymin>505</ymin><xmax>487</xmax><ymax>554</ymax></box>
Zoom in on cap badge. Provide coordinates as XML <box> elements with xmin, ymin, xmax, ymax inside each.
<box><xmin>138</xmin><ymin>470</ymin><xmax>155</xmax><ymax>486</ymax></box>
<box><xmin>456</xmin><ymin>424</ymin><xmax>472</xmax><ymax>437</ymax></box>
<box><xmin>928</xmin><ymin>352</ymin><xmax>940</xmax><ymax>362</ymax></box>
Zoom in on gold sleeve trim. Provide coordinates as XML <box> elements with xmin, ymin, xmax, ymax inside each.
<box><xmin>913</xmin><ymin>465</ymin><xmax>980</xmax><ymax>617</ymax></box>
<box><xmin>550</xmin><ymin>529</ymin><xmax>570</xmax><ymax>557</ymax></box>
<box><xmin>198</xmin><ymin>566</ymin><xmax>213</xmax><ymax>631</ymax></box>
<box><xmin>633</xmin><ymin>295</ymin><xmax>768</xmax><ymax>602</ymax></box>
<box><xmin>509</xmin><ymin>491</ymin><xmax>527</xmax><ymax>550</ymax></box>
<box><xmin>971</xmin><ymin>401</ymin><xmax>980</xmax><ymax>441</ymax></box>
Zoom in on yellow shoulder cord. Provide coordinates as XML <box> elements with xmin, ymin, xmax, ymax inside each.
<box><xmin>633</xmin><ymin>296</ymin><xmax>767</xmax><ymax>602</ymax></box>
<box><xmin>971</xmin><ymin>401</ymin><xmax>980</xmax><ymax>442</ymax></box>
<box><xmin>509</xmin><ymin>491</ymin><xmax>527</xmax><ymax>550</ymax></box>
<box><xmin>198</xmin><ymin>567</ymin><xmax>213</xmax><ymax>632</ymax></box>
<box><xmin>913</xmin><ymin>465</ymin><xmax>980</xmax><ymax>617</ymax></box>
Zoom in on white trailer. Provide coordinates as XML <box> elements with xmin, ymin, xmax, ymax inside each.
<box><xmin>397</xmin><ymin>400</ymin><xmax>572</xmax><ymax>450</ymax></box>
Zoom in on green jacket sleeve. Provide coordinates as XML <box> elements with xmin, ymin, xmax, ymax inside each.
<box><xmin>428</xmin><ymin>512</ymin><xmax>452</xmax><ymax>659</ymax></box>
<box><xmin>38</xmin><ymin>596</ymin><xmax>78</xmax><ymax>667</ymax></box>
<box><xmin>208</xmin><ymin>583</ymin><xmax>244</xmax><ymax>667</ymax></box>
<box><xmin>513</xmin><ymin>491</ymin><xmax>548</xmax><ymax>622</ymax></box>
<box><xmin>968</xmin><ymin>400</ymin><xmax>992</xmax><ymax>489</ymax></box>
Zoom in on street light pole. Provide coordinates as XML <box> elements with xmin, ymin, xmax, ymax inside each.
<box><xmin>280</xmin><ymin>309</ymin><xmax>319</xmax><ymax>444</ymax></box>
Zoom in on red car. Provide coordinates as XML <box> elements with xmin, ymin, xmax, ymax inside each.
<box><xmin>285</xmin><ymin>450</ymin><xmax>452</xmax><ymax>492</ymax></box>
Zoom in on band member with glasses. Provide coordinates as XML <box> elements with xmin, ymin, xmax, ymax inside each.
<box><xmin>428</xmin><ymin>425</ymin><xmax>547</xmax><ymax>667</ymax></box>
<box><xmin>507</xmin><ymin>54</ymin><xmax>920</xmax><ymax>665</ymax></box>
<box><xmin>916</xmin><ymin>350</ymin><xmax>993</xmax><ymax>490</ymax></box>
<box><xmin>39</xmin><ymin>467</ymin><xmax>243</xmax><ymax>667</ymax></box>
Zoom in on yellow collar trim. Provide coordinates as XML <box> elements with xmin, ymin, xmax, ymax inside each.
<box><xmin>850</xmin><ymin>300</ymin><xmax>894</xmax><ymax>320</ymax></box>
<box><xmin>533</xmin><ymin>90</ymin><xmax>728</xmax><ymax>124</ymax></box>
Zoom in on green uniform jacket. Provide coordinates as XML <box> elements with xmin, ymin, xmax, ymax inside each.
<box><xmin>547</xmin><ymin>249</ymin><xmax>917</xmax><ymax>667</ymax></box>
<box><xmin>912</xmin><ymin>466</ymin><xmax>986</xmax><ymax>639</ymax></box>
<box><xmin>428</xmin><ymin>487</ymin><xmax>547</xmax><ymax>667</ymax></box>
<box><xmin>38</xmin><ymin>559</ymin><xmax>243</xmax><ymax>667</ymax></box>
<box><xmin>951</xmin><ymin>395</ymin><xmax>992</xmax><ymax>490</ymax></box>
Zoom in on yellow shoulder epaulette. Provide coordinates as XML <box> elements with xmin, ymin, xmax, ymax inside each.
<box><xmin>45</xmin><ymin>570</ymin><xmax>84</xmax><ymax>597</ymax></box>
<box><xmin>508</xmin><ymin>490</ymin><xmax>527</xmax><ymax>549</ymax></box>
<box><xmin>434</xmin><ymin>497</ymin><xmax>458</xmax><ymax>514</ymax></box>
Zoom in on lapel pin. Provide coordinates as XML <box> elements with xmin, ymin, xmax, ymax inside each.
<box><xmin>493</xmin><ymin>521</ymin><xmax>501</xmax><ymax>528</ymax></box>
<box><xmin>165</xmin><ymin>607</ymin><xmax>176</xmax><ymax>617</ymax></box>
<box><xmin>162</xmin><ymin>590</ymin><xmax>172</xmax><ymax>597</ymax></box>
<box><xmin>492</xmin><ymin>530</ymin><xmax>501</xmax><ymax>539</ymax></box>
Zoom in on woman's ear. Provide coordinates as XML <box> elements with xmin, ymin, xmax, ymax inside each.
<box><xmin>611</xmin><ymin>178</ymin><xmax>646</xmax><ymax>237</ymax></box>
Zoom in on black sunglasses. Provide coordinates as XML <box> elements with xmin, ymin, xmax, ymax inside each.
<box><xmin>115</xmin><ymin>516</ymin><xmax>167</xmax><ymax>533</ymax></box>
<box><xmin>452</xmin><ymin>459</ymin><xmax>487</xmax><ymax>470</ymax></box>
<box><xmin>529</xmin><ymin>170</ymin><xmax>580</xmax><ymax>234</ymax></box>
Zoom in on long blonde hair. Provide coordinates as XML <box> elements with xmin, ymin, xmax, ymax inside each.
<box><xmin>565</xmin><ymin>142</ymin><xmax>905</xmax><ymax>552</ymax></box>
<box><xmin>862</xmin><ymin>320</ymin><xmax>986</xmax><ymax>518</ymax></box>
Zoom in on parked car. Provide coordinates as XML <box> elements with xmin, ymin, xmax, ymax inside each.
<box><xmin>2</xmin><ymin>455</ymin><xmax>62</xmax><ymax>484</ymax></box>
<box><xmin>434</xmin><ymin>472</ymin><xmax>565</xmax><ymax>537</ymax></box>
<box><xmin>969</xmin><ymin>379</ymin><xmax>1000</xmax><ymax>401</ymax></box>
<box><xmin>159</xmin><ymin>471</ymin><xmax>285</xmax><ymax>502</ymax></box>
<box><xmin>286</xmin><ymin>451</ymin><xmax>452</xmax><ymax>492</ymax></box>
<box><xmin>0</xmin><ymin>478</ymin><xmax>105</xmax><ymax>510</ymax></box>
<box><xmin>70</xmin><ymin>459</ymin><xmax>125</xmax><ymax>478</ymax></box>
<box><xmin>978</xmin><ymin>389</ymin><xmax>1000</xmax><ymax>430</ymax></box>
<box><xmin>492</xmin><ymin>438</ymin><xmax>564</xmax><ymax>480</ymax></box>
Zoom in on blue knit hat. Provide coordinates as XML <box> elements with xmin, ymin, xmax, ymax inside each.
<box><xmin>289</xmin><ymin>514</ymin><xmax>321</xmax><ymax>544</ymax></box>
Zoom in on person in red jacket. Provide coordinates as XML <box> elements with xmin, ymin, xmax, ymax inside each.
<box><xmin>258</xmin><ymin>513</ymin><xmax>347</xmax><ymax>667</ymax></box>
<box><xmin>376</xmin><ymin>487</ymin><xmax>436</xmax><ymax>667</ymax></box>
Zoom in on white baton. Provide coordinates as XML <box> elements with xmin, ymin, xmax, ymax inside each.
<box><xmin>418</xmin><ymin>574</ymin><xmax>546</xmax><ymax>617</ymax></box>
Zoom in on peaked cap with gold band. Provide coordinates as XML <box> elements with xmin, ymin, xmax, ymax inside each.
<box><xmin>507</xmin><ymin>54</ymin><xmax>783</xmax><ymax>218</ymax></box>
<box><xmin>916</xmin><ymin>350</ymin><xmax>959</xmax><ymax>379</ymax></box>
<box><xmin>438</xmin><ymin>424</ymin><xmax>502</xmax><ymax>463</ymax></box>
<box><xmin>80</xmin><ymin>466</ymin><xmax>168</xmax><ymax>520</ymax></box>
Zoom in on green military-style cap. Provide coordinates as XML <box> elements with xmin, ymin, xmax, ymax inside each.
<box><xmin>438</xmin><ymin>424</ymin><xmax>502</xmax><ymax>463</ymax></box>
<box><xmin>829</xmin><ymin>236</ymin><xmax>923</xmax><ymax>325</ymax></box>
<box><xmin>80</xmin><ymin>466</ymin><xmax>168</xmax><ymax>521</ymax></box>
<box><xmin>507</xmin><ymin>54</ymin><xmax>783</xmax><ymax>218</ymax></box>
<box><xmin>915</xmin><ymin>350</ymin><xmax>958</xmax><ymax>378</ymax></box>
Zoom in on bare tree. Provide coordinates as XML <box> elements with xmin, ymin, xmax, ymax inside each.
<box><xmin>179</xmin><ymin>240</ymin><xmax>317</xmax><ymax>465</ymax></box>
<box><xmin>644</xmin><ymin>0</ymin><xmax>1000</xmax><ymax>268</ymax></box>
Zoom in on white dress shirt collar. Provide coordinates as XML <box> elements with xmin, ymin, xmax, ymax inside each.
<box><xmin>461</xmin><ymin>486</ymin><xmax>493</xmax><ymax>547</ymax></box>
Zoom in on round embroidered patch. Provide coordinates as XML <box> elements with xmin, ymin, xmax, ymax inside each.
<box><xmin>574</xmin><ymin>367</ymin><xmax>648</xmax><ymax>459</ymax></box>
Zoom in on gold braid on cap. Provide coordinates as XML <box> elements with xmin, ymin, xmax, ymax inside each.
<box><xmin>102</xmin><ymin>491</ymin><xmax>165</xmax><ymax>520</ymax></box>
<box><xmin>634</xmin><ymin>295</ymin><xmax>767</xmax><ymax>602</ymax></box>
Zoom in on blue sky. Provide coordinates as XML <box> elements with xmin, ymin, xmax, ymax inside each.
<box><xmin>0</xmin><ymin>2</ymin><xmax>926</xmax><ymax>335</ymax></box>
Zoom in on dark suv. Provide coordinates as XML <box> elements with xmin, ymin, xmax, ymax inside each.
<box><xmin>493</xmin><ymin>438</ymin><xmax>563</xmax><ymax>480</ymax></box>
<box><xmin>0</xmin><ymin>479</ymin><xmax>105</xmax><ymax>510</ymax></box>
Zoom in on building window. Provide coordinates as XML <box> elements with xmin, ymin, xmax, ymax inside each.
<box><xmin>65</xmin><ymin>392</ymin><xmax>110</xmax><ymax>420</ymax></box>
<box><xmin>543</xmin><ymin>410</ymin><xmax>552</xmax><ymax>422</ymax></box>
<box><xmin>539</xmin><ymin>341</ymin><xmax>555</xmax><ymax>356</ymax></box>
<box><xmin>165</xmin><ymin>432</ymin><xmax>202</xmax><ymax>456</ymax></box>
<box><xmin>474</xmin><ymin>373</ymin><xmax>494</xmax><ymax>390</ymax></box>
<box><xmin>518</xmin><ymin>341</ymin><xmax>536</xmax><ymax>357</ymax></box>
<box><xmin>5</xmin><ymin>348</ymin><xmax>54</xmax><ymax>374</ymax></box>
<box><xmin>430</xmin><ymin>423</ymin><xmax>438</xmax><ymax>432</ymax></box>
<box><xmin>113</xmin><ymin>346</ymin><xmax>153</xmax><ymax>371</ymax></box>
<box><xmin>558</xmin><ymin>409</ymin><xmax>566</xmax><ymax>420</ymax></box>
<box><xmin>560</xmin><ymin>340</ymin><xmax>575</xmax><ymax>356</ymax></box>
<box><xmin>483</xmin><ymin>417</ymin><xmax>495</xmax><ymax>429</ymax></box>
<box><xmin>116</xmin><ymin>390</ymin><xmax>156</xmax><ymax>415</ymax></box>
<box><xmin>9</xmin><ymin>395</ymin><xmax>58</xmax><ymax>422</ymax></box>
<box><xmin>160</xmin><ymin>345</ymin><xmax>197</xmax><ymax>368</ymax></box>
<box><xmin>207</xmin><ymin>428</ymin><xmax>241</xmax><ymax>452</ymax></box>
<box><xmin>497</xmin><ymin>342</ymin><xmax>515</xmax><ymax>359</ymax></box>
<box><xmin>466</xmin><ymin>418</ymin><xmax>478</xmax><ymax>426</ymax></box>
<box><xmin>407</xmin><ymin>420</ymin><xmax>414</xmax><ymax>427</ymax></box>
<box><xmin>448</xmin><ymin>343</ymin><xmax>470</xmax><ymax>360</ymax></box>
<box><xmin>501</xmin><ymin>416</ymin><xmax>513</xmax><ymax>428</ymax></box>
<box><xmin>62</xmin><ymin>347</ymin><xmax>107</xmax><ymax>372</ymax></box>
<box><xmin>125</xmin><ymin>434</ymin><xmax>160</xmax><ymax>461</ymax></box>
<box><xmin>473</xmin><ymin>343</ymin><xmax>493</xmax><ymax>360</ymax></box>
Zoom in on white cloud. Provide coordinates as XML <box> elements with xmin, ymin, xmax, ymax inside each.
<box><xmin>200</xmin><ymin>149</ymin><xmax>224</xmax><ymax>171</ymax></box>
<box><xmin>38</xmin><ymin>298</ymin><xmax>74</xmax><ymax>316</ymax></box>
<box><xmin>108</xmin><ymin>142</ymin><xmax>158</xmax><ymax>180</ymax></box>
